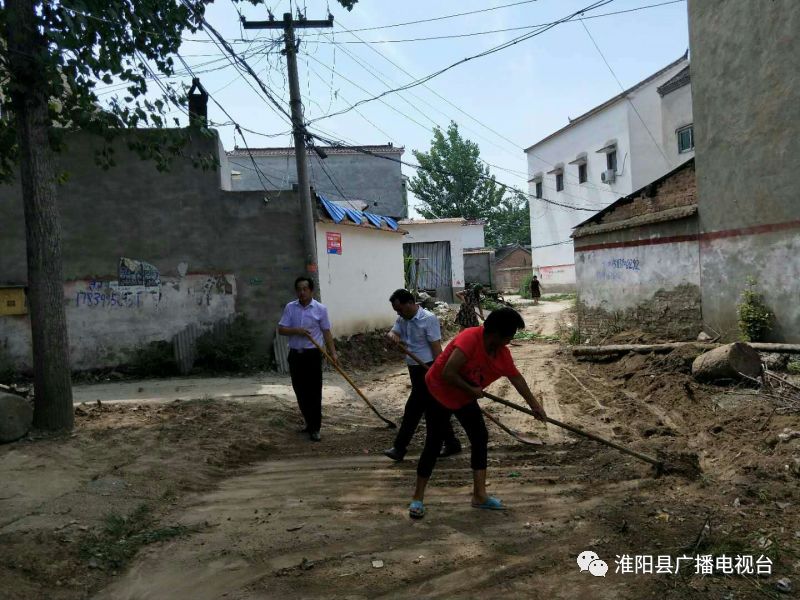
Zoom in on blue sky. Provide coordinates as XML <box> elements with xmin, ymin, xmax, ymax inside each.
<box><xmin>143</xmin><ymin>0</ymin><xmax>690</xmax><ymax>214</ymax></box>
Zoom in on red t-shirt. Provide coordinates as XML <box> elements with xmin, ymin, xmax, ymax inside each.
<box><xmin>425</xmin><ymin>326</ymin><xmax>521</xmax><ymax>410</ymax></box>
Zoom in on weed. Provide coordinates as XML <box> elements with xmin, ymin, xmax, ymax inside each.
<box><xmin>195</xmin><ymin>314</ymin><xmax>266</xmax><ymax>372</ymax></box>
<box><xmin>787</xmin><ymin>360</ymin><xmax>800</xmax><ymax>375</ymax></box>
<box><xmin>129</xmin><ymin>341</ymin><xmax>178</xmax><ymax>377</ymax></box>
<box><xmin>80</xmin><ymin>504</ymin><xmax>187</xmax><ymax>569</ymax></box>
<box><xmin>737</xmin><ymin>278</ymin><xmax>774</xmax><ymax>342</ymax></box>
<box><xmin>514</xmin><ymin>330</ymin><xmax>558</xmax><ymax>342</ymax></box>
<box><xmin>481</xmin><ymin>298</ymin><xmax>506</xmax><ymax>312</ymax></box>
<box><xmin>541</xmin><ymin>293</ymin><xmax>577</xmax><ymax>303</ymax></box>
<box><xmin>519</xmin><ymin>274</ymin><xmax>533</xmax><ymax>299</ymax></box>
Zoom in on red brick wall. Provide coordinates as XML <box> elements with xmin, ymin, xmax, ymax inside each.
<box><xmin>602</xmin><ymin>162</ymin><xmax>696</xmax><ymax>224</ymax></box>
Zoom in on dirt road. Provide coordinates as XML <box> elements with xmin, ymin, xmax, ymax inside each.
<box><xmin>3</xmin><ymin>299</ymin><xmax>797</xmax><ymax>599</ymax></box>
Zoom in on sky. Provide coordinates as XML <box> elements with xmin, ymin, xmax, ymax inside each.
<box><xmin>115</xmin><ymin>0</ymin><xmax>690</xmax><ymax>216</ymax></box>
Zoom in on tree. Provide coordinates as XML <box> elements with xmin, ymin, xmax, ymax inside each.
<box><xmin>408</xmin><ymin>122</ymin><xmax>505</xmax><ymax>221</ymax></box>
<box><xmin>0</xmin><ymin>0</ymin><xmax>357</xmax><ymax>431</ymax></box>
<box><xmin>408</xmin><ymin>121</ymin><xmax>529</xmax><ymax>248</ymax></box>
<box><xmin>484</xmin><ymin>190</ymin><xmax>531</xmax><ymax>248</ymax></box>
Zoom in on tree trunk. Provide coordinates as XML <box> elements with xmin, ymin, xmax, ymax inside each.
<box><xmin>691</xmin><ymin>342</ymin><xmax>762</xmax><ymax>384</ymax></box>
<box><xmin>6</xmin><ymin>0</ymin><xmax>74</xmax><ymax>430</ymax></box>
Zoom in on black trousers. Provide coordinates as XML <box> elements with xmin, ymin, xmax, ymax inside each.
<box><xmin>417</xmin><ymin>399</ymin><xmax>488</xmax><ymax>479</ymax></box>
<box><xmin>393</xmin><ymin>365</ymin><xmax>459</xmax><ymax>452</ymax></box>
<box><xmin>288</xmin><ymin>348</ymin><xmax>323</xmax><ymax>432</ymax></box>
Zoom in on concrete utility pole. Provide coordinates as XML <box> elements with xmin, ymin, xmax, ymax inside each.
<box><xmin>243</xmin><ymin>12</ymin><xmax>333</xmax><ymax>289</ymax></box>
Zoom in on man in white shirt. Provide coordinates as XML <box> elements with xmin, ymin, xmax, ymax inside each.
<box><xmin>278</xmin><ymin>277</ymin><xmax>338</xmax><ymax>442</ymax></box>
<box><xmin>384</xmin><ymin>289</ymin><xmax>461</xmax><ymax>461</ymax></box>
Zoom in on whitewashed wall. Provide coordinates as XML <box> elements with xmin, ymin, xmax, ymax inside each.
<box><xmin>0</xmin><ymin>274</ymin><xmax>237</xmax><ymax>371</ymax></box>
<box><xmin>461</xmin><ymin>222</ymin><xmax>486</xmax><ymax>249</ymax></box>
<box><xmin>316</xmin><ymin>223</ymin><xmax>405</xmax><ymax>337</ymax></box>
<box><xmin>400</xmin><ymin>221</ymin><xmax>466</xmax><ymax>291</ymax></box>
<box><xmin>575</xmin><ymin>241</ymin><xmax>699</xmax><ymax>310</ymax></box>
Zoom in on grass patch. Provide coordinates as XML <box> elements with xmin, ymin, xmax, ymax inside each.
<box><xmin>514</xmin><ymin>330</ymin><xmax>559</xmax><ymax>342</ymax></box>
<box><xmin>540</xmin><ymin>293</ymin><xmax>577</xmax><ymax>303</ymax></box>
<box><xmin>787</xmin><ymin>360</ymin><xmax>800</xmax><ymax>375</ymax></box>
<box><xmin>481</xmin><ymin>298</ymin><xmax>507</xmax><ymax>312</ymax></box>
<box><xmin>80</xmin><ymin>504</ymin><xmax>188</xmax><ymax>569</ymax></box>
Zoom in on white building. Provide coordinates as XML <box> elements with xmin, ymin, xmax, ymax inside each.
<box><xmin>525</xmin><ymin>54</ymin><xmax>693</xmax><ymax>291</ymax></box>
<box><xmin>398</xmin><ymin>218</ymin><xmax>486</xmax><ymax>301</ymax></box>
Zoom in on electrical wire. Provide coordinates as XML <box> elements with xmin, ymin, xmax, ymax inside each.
<box><xmin>324</xmin><ymin>1</ymin><xmax>686</xmax><ymax>43</ymax></box>
<box><xmin>580</xmin><ymin>19</ymin><xmax>673</xmax><ymax>168</ymax></box>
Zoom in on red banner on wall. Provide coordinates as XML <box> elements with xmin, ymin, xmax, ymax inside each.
<box><xmin>326</xmin><ymin>232</ymin><xmax>342</xmax><ymax>255</ymax></box>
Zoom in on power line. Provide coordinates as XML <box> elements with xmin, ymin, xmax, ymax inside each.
<box><xmin>325</xmin><ymin>17</ymin><xmax>622</xmax><ymax>200</ymax></box>
<box><xmin>307</xmin><ymin>0</ymin><xmax>615</xmax><ymax>124</ymax></box>
<box><xmin>337</xmin><ymin>0</ymin><xmax>541</xmax><ymax>33</ymax></box>
<box><xmin>305</xmin><ymin>130</ymin><xmax>599</xmax><ymax>213</ymax></box>
<box><xmin>324</xmin><ymin>1</ymin><xmax>686</xmax><ymax>44</ymax></box>
<box><xmin>580</xmin><ymin>19</ymin><xmax>673</xmax><ymax>169</ymax></box>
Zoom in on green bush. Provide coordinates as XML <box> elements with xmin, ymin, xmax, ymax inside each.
<box><xmin>519</xmin><ymin>274</ymin><xmax>533</xmax><ymax>299</ymax></box>
<box><xmin>195</xmin><ymin>314</ymin><xmax>265</xmax><ymax>372</ymax></box>
<box><xmin>737</xmin><ymin>278</ymin><xmax>774</xmax><ymax>342</ymax></box>
<box><xmin>129</xmin><ymin>341</ymin><xmax>178</xmax><ymax>377</ymax></box>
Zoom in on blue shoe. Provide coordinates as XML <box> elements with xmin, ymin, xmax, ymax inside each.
<box><xmin>471</xmin><ymin>497</ymin><xmax>505</xmax><ymax>510</ymax></box>
<box><xmin>409</xmin><ymin>500</ymin><xmax>425</xmax><ymax>519</ymax></box>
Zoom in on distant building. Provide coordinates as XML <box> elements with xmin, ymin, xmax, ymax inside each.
<box><xmin>227</xmin><ymin>144</ymin><xmax>408</xmax><ymax>219</ymax></box>
<box><xmin>525</xmin><ymin>54</ymin><xmax>693</xmax><ymax>292</ymax></box>
<box><xmin>399</xmin><ymin>218</ymin><xmax>486</xmax><ymax>302</ymax></box>
<box><xmin>494</xmin><ymin>245</ymin><xmax>532</xmax><ymax>292</ymax></box>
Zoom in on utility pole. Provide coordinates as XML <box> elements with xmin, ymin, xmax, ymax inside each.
<box><xmin>243</xmin><ymin>12</ymin><xmax>333</xmax><ymax>290</ymax></box>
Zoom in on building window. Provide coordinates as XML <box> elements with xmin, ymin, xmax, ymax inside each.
<box><xmin>555</xmin><ymin>172</ymin><xmax>564</xmax><ymax>192</ymax></box>
<box><xmin>578</xmin><ymin>163</ymin><xmax>587</xmax><ymax>183</ymax></box>
<box><xmin>535</xmin><ymin>180</ymin><xmax>543</xmax><ymax>198</ymax></box>
<box><xmin>677</xmin><ymin>125</ymin><xmax>694</xmax><ymax>153</ymax></box>
<box><xmin>606</xmin><ymin>150</ymin><xmax>617</xmax><ymax>172</ymax></box>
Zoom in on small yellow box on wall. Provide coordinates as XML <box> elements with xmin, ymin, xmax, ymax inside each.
<box><xmin>0</xmin><ymin>287</ymin><xmax>27</xmax><ymax>316</ymax></box>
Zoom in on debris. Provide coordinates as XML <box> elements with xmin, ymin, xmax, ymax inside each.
<box><xmin>87</xmin><ymin>557</ymin><xmax>101</xmax><ymax>569</ymax></box>
<box><xmin>507</xmin><ymin>471</ymin><xmax>521</xmax><ymax>478</ymax></box>
<box><xmin>762</xmin><ymin>353</ymin><xmax>790</xmax><ymax>371</ymax></box>
<box><xmin>371</xmin><ymin>560</ymin><xmax>384</xmax><ymax>569</ymax></box>
<box><xmin>775</xmin><ymin>578</ymin><xmax>792</xmax><ymax>594</ymax></box>
<box><xmin>287</xmin><ymin>523</ymin><xmax>305</xmax><ymax>532</ymax></box>
<box><xmin>777</xmin><ymin>430</ymin><xmax>800</xmax><ymax>443</ymax></box>
<box><xmin>733</xmin><ymin>498</ymin><xmax>741</xmax><ymax>508</ymax></box>
<box><xmin>697</xmin><ymin>331</ymin><xmax>713</xmax><ymax>342</ymax></box>
<box><xmin>0</xmin><ymin>392</ymin><xmax>34</xmax><ymax>444</ymax></box>
<box><xmin>691</xmin><ymin>342</ymin><xmax>762</xmax><ymax>383</ymax></box>
<box><xmin>300</xmin><ymin>558</ymin><xmax>314</xmax><ymax>571</ymax></box>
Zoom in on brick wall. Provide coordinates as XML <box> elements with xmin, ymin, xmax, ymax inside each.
<box><xmin>497</xmin><ymin>249</ymin><xmax>532</xmax><ymax>269</ymax></box>
<box><xmin>601</xmin><ymin>162</ymin><xmax>695</xmax><ymax>224</ymax></box>
<box><xmin>577</xmin><ymin>283</ymin><xmax>702</xmax><ymax>341</ymax></box>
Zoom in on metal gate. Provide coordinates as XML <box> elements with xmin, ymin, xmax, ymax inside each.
<box><xmin>403</xmin><ymin>241</ymin><xmax>453</xmax><ymax>302</ymax></box>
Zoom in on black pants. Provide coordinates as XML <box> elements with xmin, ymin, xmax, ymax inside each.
<box><xmin>417</xmin><ymin>399</ymin><xmax>488</xmax><ymax>479</ymax></box>
<box><xmin>393</xmin><ymin>365</ymin><xmax>459</xmax><ymax>453</ymax></box>
<box><xmin>288</xmin><ymin>348</ymin><xmax>323</xmax><ymax>432</ymax></box>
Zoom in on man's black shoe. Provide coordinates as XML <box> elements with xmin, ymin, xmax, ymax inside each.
<box><xmin>383</xmin><ymin>447</ymin><xmax>405</xmax><ymax>461</ymax></box>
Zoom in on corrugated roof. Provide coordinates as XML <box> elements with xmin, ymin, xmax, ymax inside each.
<box><xmin>228</xmin><ymin>145</ymin><xmax>404</xmax><ymax>157</ymax></box>
<box><xmin>318</xmin><ymin>193</ymin><xmax>400</xmax><ymax>232</ymax></box>
<box><xmin>524</xmin><ymin>53</ymin><xmax>689</xmax><ymax>152</ymax></box>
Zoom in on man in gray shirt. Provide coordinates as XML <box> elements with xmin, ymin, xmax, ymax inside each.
<box><xmin>384</xmin><ymin>289</ymin><xmax>461</xmax><ymax>461</ymax></box>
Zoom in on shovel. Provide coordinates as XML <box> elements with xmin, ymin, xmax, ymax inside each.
<box><xmin>303</xmin><ymin>333</ymin><xmax>397</xmax><ymax>429</ymax></box>
<box><xmin>392</xmin><ymin>342</ymin><xmax>543</xmax><ymax>446</ymax></box>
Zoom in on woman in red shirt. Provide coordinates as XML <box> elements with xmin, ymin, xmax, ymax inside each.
<box><xmin>409</xmin><ymin>308</ymin><xmax>547</xmax><ymax>519</ymax></box>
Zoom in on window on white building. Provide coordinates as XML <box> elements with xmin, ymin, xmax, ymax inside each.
<box><xmin>555</xmin><ymin>172</ymin><xmax>564</xmax><ymax>192</ymax></box>
<box><xmin>578</xmin><ymin>163</ymin><xmax>588</xmax><ymax>183</ymax></box>
<box><xmin>606</xmin><ymin>150</ymin><xmax>617</xmax><ymax>172</ymax></box>
<box><xmin>535</xmin><ymin>180</ymin><xmax>543</xmax><ymax>198</ymax></box>
<box><xmin>677</xmin><ymin>124</ymin><xmax>694</xmax><ymax>153</ymax></box>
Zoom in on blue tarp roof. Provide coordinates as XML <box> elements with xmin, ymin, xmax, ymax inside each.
<box><xmin>317</xmin><ymin>193</ymin><xmax>399</xmax><ymax>231</ymax></box>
